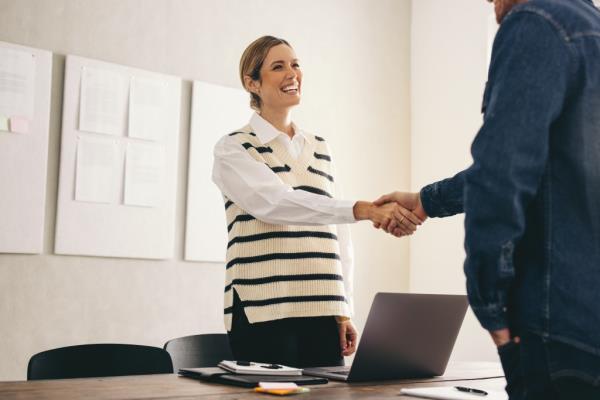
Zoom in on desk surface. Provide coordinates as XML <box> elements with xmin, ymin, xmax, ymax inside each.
<box><xmin>0</xmin><ymin>362</ymin><xmax>505</xmax><ymax>400</ymax></box>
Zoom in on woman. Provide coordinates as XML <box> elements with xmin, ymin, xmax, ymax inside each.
<box><xmin>212</xmin><ymin>36</ymin><xmax>421</xmax><ymax>368</ymax></box>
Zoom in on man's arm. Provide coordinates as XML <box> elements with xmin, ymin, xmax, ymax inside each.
<box><xmin>464</xmin><ymin>10</ymin><xmax>572</xmax><ymax>332</ymax></box>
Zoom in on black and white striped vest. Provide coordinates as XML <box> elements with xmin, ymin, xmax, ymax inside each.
<box><xmin>222</xmin><ymin>125</ymin><xmax>350</xmax><ymax>331</ymax></box>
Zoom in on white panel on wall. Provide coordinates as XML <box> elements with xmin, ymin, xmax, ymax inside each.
<box><xmin>55</xmin><ymin>55</ymin><xmax>181</xmax><ymax>259</ymax></box>
<box><xmin>185</xmin><ymin>81</ymin><xmax>252</xmax><ymax>262</ymax></box>
<box><xmin>0</xmin><ymin>41</ymin><xmax>52</xmax><ymax>254</ymax></box>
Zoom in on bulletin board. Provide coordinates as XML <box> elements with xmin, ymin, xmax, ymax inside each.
<box><xmin>185</xmin><ymin>81</ymin><xmax>252</xmax><ymax>262</ymax></box>
<box><xmin>54</xmin><ymin>55</ymin><xmax>181</xmax><ymax>259</ymax></box>
<box><xmin>0</xmin><ymin>41</ymin><xmax>52</xmax><ymax>254</ymax></box>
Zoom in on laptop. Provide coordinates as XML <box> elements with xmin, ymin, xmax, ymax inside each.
<box><xmin>303</xmin><ymin>292</ymin><xmax>468</xmax><ymax>382</ymax></box>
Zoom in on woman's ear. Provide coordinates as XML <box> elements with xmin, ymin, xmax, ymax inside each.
<box><xmin>244</xmin><ymin>75</ymin><xmax>260</xmax><ymax>95</ymax></box>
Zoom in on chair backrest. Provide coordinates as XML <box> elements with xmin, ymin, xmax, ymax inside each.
<box><xmin>164</xmin><ymin>334</ymin><xmax>233</xmax><ymax>371</ymax></box>
<box><xmin>27</xmin><ymin>344</ymin><xmax>173</xmax><ymax>380</ymax></box>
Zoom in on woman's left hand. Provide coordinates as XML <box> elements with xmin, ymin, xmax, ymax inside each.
<box><xmin>338</xmin><ymin>320</ymin><xmax>358</xmax><ymax>356</ymax></box>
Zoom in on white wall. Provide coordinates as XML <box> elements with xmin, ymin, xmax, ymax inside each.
<box><xmin>0</xmin><ymin>0</ymin><xmax>412</xmax><ymax>380</ymax></box>
<box><xmin>410</xmin><ymin>0</ymin><xmax>498</xmax><ymax>362</ymax></box>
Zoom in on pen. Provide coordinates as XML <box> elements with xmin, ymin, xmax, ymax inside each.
<box><xmin>455</xmin><ymin>386</ymin><xmax>488</xmax><ymax>396</ymax></box>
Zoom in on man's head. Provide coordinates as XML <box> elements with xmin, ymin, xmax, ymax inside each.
<box><xmin>492</xmin><ymin>0</ymin><xmax>528</xmax><ymax>24</ymax></box>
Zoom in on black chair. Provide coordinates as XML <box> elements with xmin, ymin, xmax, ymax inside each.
<box><xmin>27</xmin><ymin>344</ymin><xmax>173</xmax><ymax>380</ymax></box>
<box><xmin>164</xmin><ymin>334</ymin><xmax>233</xmax><ymax>371</ymax></box>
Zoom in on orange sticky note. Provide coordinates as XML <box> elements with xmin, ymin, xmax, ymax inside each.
<box><xmin>255</xmin><ymin>383</ymin><xmax>309</xmax><ymax>396</ymax></box>
<box><xmin>10</xmin><ymin>116</ymin><xmax>29</xmax><ymax>134</ymax></box>
<box><xmin>0</xmin><ymin>115</ymin><xmax>8</xmax><ymax>132</ymax></box>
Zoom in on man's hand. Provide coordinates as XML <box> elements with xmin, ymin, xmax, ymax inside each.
<box><xmin>338</xmin><ymin>320</ymin><xmax>358</xmax><ymax>356</ymax></box>
<box><xmin>373</xmin><ymin>192</ymin><xmax>428</xmax><ymax>236</ymax></box>
<box><xmin>490</xmin><ymin>328</ymin><xmax>520</xmax><ymax>347</ymax></box>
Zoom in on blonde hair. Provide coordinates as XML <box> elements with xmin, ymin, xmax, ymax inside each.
<box><xmin>239</xmin><ymin>36</ymin><xmax>291</xmax><ymax>110</ymax></box>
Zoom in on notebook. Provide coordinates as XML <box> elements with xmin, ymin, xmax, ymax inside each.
<box><xmin>178</xmin><ymin>367</ymin><xmax>327</xmax><ymax>388</ymax></box>
<box><xmin>400</xmin><ymin>386</ymin><xmax>508</xmax><ymax>400</ymax></box>
<box><xmin>218</xmin><ymin>360</ymin><xmax>302</xmax><ymax>376</ymax></box>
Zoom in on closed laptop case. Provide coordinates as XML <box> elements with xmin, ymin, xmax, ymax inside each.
<box><xmin>178</xmin><ymin>368</ymin><xmax>328</xmax><ymax>388</ymax></box>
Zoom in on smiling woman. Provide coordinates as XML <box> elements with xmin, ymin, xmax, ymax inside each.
<box><xmin>210</xmin><ymin>36</ymin><xmax>422</xmax><ymax>368</ymax></box>
<box><xmin>239</xmin><ymin>36</ymin><xmax>301</xmax><ymax>114</ymax></box>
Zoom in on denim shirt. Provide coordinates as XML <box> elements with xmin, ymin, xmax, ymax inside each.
<box><xmin>420</xmin><ymin>0</ymin><xmax>600</xmax><ymax>354</ymax></box>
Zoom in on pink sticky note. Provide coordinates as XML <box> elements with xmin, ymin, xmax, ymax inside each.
<box><xmin>259</xmin><ymin>382</ymin><xmax>298</xmax><ymax>390</ymax></box>
<box><xmin>10</xmin><ymin>116</ymin><xmax>29</xmax><ymax>134</ymax></box>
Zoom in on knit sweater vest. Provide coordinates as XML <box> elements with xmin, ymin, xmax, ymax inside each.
<box><xmin>222</xmin><ymin>125</ymin><xmax>351</xmax><ymax>331</ymax></box>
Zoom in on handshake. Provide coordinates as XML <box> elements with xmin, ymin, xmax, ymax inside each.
<box><xmin>354</xmin><ymin>191</ymin><xmax>428</xmax><ymax>237</ymax></box>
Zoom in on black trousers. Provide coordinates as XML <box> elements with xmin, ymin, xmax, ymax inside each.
<box><xmin>499</xmin><ymin>331</ymin><xmax>600</xmax><ymax>400</ymax></box>
<box><xmin>227</xmin><ymin>291</ymin><xmax>344</xmax><ymax>368</ymax></box>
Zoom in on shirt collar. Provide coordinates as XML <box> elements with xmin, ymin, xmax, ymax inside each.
<box><xmin>249</xmin><ymin>112</ymin><xmax>309</xmax><ymax>145</ymax></box>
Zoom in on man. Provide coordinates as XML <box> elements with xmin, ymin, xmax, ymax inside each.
<box><xmin>376</xmin><ymin>0</ymin><xmax>600</xmax><ymax>399</ymax></box>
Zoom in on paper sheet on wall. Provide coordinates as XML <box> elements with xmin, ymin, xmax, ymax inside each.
<box><xmin>0</xmin><ymin>47</ymin><xmax>36</xmax><ymax>119</ymax></box>
<box><xmin>400</xmin><ymin>386</ymin><xmax>507</xmax><ymax>400</ymax></box>
<box><xmin>0</xmin><ymin>115</ymin><xmax>8</xmax><ymax>131</ymax></box>
<box><xmin>128</xmin><ymin>76</ymin><xmax>167</xmax><ymax>141</ymax></box>
<box><xmin>75</xmin><ymin>136</ymin><xmax>119</xmax><ymax>203</ymax></box>
<box><xmin>79</xmin><ymin>67</ymin><xmax>128</xmax><ymax>136</ymax></box>
<box><xmin>124</xmin><ymin>142</ymin><xmax>165</xmax><ymax>207</ymax></box>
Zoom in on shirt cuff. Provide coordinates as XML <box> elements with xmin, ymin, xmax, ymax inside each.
<box><xmin>470</xmin><ymin>303</ymin><xmax>509</xmax><ymax>332</ymax></box>
<box><xmin>420</xmin><ymin>183</ymin><xmax>443</xmax><ymax>218</ymax></box>
<box><xmin>338</xmin><ymin>199</ymin><xmax>357</xmax><ymax>222</ymax></box>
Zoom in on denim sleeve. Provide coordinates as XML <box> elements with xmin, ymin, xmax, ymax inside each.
<box><xmin>420</xmin><ymin>170</ymin><xmax>466</xmax><ymax>218</ymax></box>
<box><xmin>464</xmin><ymin>11</ymin><xmax>573</xmax><ymax>331</ymax></box>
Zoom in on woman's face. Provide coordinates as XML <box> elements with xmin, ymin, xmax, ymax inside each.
<box><xmin>252</xmin><ymin>44</ymin><xmax>302</xmax><ymax>110</ymax></box>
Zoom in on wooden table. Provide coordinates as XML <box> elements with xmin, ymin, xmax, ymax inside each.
<box><xmin>0</xmin><ymin>362</ymin><xmax>506</xmax><ymax>399</ymax></box>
